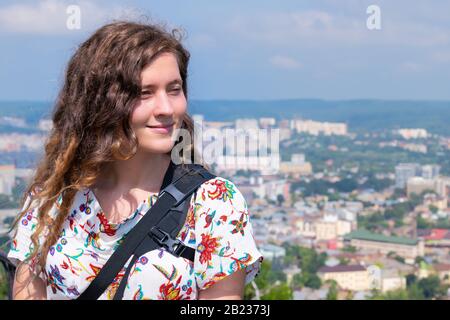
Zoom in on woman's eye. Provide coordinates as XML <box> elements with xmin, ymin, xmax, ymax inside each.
<box><xmin>141</xmin><ymin>91</ymin><xmax>153</xmax><ymax>97</ymax></box>
<box><xmin>170</xmin><ymin>87</ymin><xmax>182</xmax><ymax>94</ymax></box>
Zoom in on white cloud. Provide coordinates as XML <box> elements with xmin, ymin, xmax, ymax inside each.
<box><xmin>432</xmin><ymin>51</ymin><xmax>450</xmax><ymax>63</ymax></box>
<box><xmin>227</xmin><ymin>11</ymin><xmax>363</xmax><ymax>47</ymax></box>
<box><xmin>399</xmin><ymin>62</ymin><xmax>423</xmax><ymax>73</ymax></box>
<box><xmin>226</xmin><ymin>10</ymin><xmax>450</xmax><ymax>48</ymax></box>
<box><xmin>0</xmin><ymin>0</ymin><xmax>140</xmax><ymax>34</ymax></box>
<box><xmin>187</xmin><ymin>34</ymin><xmax>217</xmax><ymax>48</ymax></box>
<box><xmin>270</xmin><ymin>55</ymin><xmax>302</xmax><ymax>70</ymax></box>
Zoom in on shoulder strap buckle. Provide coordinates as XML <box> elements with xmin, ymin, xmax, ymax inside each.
<box><xmin>149</xmin><ymin>226</ymin><xmax>186</xmax><ymax>257</ymax></box>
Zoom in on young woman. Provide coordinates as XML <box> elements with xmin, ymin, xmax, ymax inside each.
<box><xmin>8</xmin><ymin>21</ymin><xmax>263</xmax><ymax>300</ymax></box>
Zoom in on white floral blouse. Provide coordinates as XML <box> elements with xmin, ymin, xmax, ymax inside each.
<box><xmin>7</xmin><ymin>176</ymin><xmax>263</xmax><ymax>300</ymax></box>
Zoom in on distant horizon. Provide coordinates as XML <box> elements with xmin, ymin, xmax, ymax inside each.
<box><xmin>2</xmin><ymin>98</ymin><xmax>450</xmax><ymax>103</ymax></box>
<box><xmin>2</xmin><ymin>99</ymin><xmax>450</xmax><ymax>136</ymax></box>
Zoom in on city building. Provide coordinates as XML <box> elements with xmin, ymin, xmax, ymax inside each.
<box><xmin>406</xmin><ymin>177</ymin><xmax>448</xmax><ymax>198</ymax></box>
<box><xmin>0</xmin><ymin>116</ymin><xmax>26</xmax><ymax>128</ymax></box>
<box><xmin>417</xmin><ymin>229</ymin><xmax>450</xmax><ymax>247</ymax></box>
<box><xmin>401</xmin><ymin>143</ymin><xmax>427</xmax><ymax>154</ymax></box>
<box><xmin>244</xmin><ymin>175</ymin><xmax>290</xmax><ymax>203</ymax></box>
<box><xmin>290</xmin><ymin>119</ymin><xmax>348</xmax><ymax>136</ymax></box>
<box><xmin>315</xmin><ymin>215</ymin><xmax>353</xmax><ymax>241</ymax></box>
<box><xmin>397</xmin><ymin>129</ymin><xmax>428</xmax><ymax>140</ymax></box>
<box><xmin>0</xmin><ymin>164</ymin><xmax>15</xmax><ymax>195</ymax></box>
<box><xmin>432</xmin><ymin>264</ymin><xmax>450</xmax><ymax>284</ymax></box>
<box><xmin>380</xmin><ymin>270</ymin><xmax>407</xmax><ymax>293</ymax></box>
<box><xmin>258</xmin><ymin>243</ymin><xmax>286</xmax><ymax>261</ymax></box>
<box><xmin>259</xmin><ymin>117</ymin><xmax>276</xmax><ymax>128</ymax></box>
<box><xmin>293</xmin><ymin>207</ymin><xmax>357</xmax><ymax>242</ymax></box>
<box><xmin>214</xmin><ymin>155</ymin><xmax>280</xmax><ymax>174</ymax></box>
<box><xmin>344</xmin><ymin>230</ymin><xmax>424</xmax><ymax>262</ymax></box>
<box><xmin>279</xmin><ymin>128</ymin><xmax>292</xmax><ymax>141</ymax></box>
<box><xmin>293</xmin><ymin>288</ymin><xmax>329</xmax><ymax>300</ymax></box>
<box><xmin>235</xmin><ymin>118</ymin><xmax>259</xmax><ymax>130</ymax></box>
<box><xmin>423</xmin><ymin>193</ymin><xmax>447</xmax><ymax>210</ymax></box>
<box><xmin>0</xmin><ymin>133</ymin><xmax>46</xmax><ymax>152</ymax></box>
<box><xmin>318</xmin><ymin>265</ymin><xmax>370</xmax><ymax>291</ymax></box>
<box><xmin>38</xmin><ymin>119</ymin><xmax>53</xmax><ymax>131</ymax></box>
<box><xmin>279</xmin><ymin>154</ymin><xmax>313</xmax><ymax>176</ymax></box>
<box><xmin>293</xmin><ymin>216</ymin><xmax>319</xmax><ymax>239</ymax></box>
<box><xmin>395</xmin><ymin>163</ymin><xmax>421</xmax><ymax>189</ymax></box>
<box><xmin>421</xmin><ymin>165</ymin><xmax>441</xmax><ymax>180</ymax></box>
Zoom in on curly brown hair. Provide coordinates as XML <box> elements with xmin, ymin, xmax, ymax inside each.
<box><xmin>10</xmin><ymin>20</ymin><xmax>202</xmax><ymax>279</ymax></box>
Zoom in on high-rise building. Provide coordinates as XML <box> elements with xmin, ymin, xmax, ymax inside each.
<box><xmin>397</xmin><ymin>128</ymin><xmax>428</xmax><ymax>139</ymax></box>
<box><xmin>407</xmin><ymin>177</ymin><xmax>448</xmax><ymax>198</ymax></box>
<box><xmin>421</xmin><ymin>165</ymin><xmax>440</xmax><ymax>179</ymax></box>
<box><xmin>395</xmin><ymin>163</ymin><xmax>421</xmax><ymax>189</ymax></box>
<box><xmin>0</xmin><ymin>165</ymin><xmax>15</xmax><ymax>196</ymax></box>
<box><xmin>291</xmin><ymin>119</ymin><xmax>347</xmax><ymax>136</ymax></box>
<box><xmin>291</xmin><ymin>154</ymin><xmax>305</xmax><ymax>164</ymax></box>
<box><xmin>259</xmin><ymin>117</ymin><xmax>276</xmax><ymax>128</ymax></box>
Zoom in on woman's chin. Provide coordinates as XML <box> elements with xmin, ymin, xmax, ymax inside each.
<box><xmin>137</xmin><ymin>142</ymin><xmax>175</xmax><ymax>155</ymax></box>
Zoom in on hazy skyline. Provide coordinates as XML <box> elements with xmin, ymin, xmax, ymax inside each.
<box><xmin>1</xmin><ymin>0</ymin><xmax>450</xmax><ymax>101</ymax></box>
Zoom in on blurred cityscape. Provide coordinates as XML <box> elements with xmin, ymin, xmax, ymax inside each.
<box><xmin>2</xmin><ymin>106</ymin><xmax>450</xmax><ymax>300</ymax></box>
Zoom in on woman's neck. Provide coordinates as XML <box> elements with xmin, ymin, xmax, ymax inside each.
<box><xmin>94</xmin><ymin>152</ymin><xmax>171</xmax><ymax>193</ymax></box>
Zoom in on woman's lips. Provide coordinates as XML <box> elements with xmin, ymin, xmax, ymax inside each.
<box><xmin>146</xmin><ymin>123</ymin><xmax>174</xmax><ymax>134</ymax></box>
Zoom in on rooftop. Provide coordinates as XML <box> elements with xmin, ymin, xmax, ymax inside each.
<box><xmin>417</xmin><ymin>228</ymin><xmax>450</xmax><ymax>241</ymax></box>
<box><xmin>344</xmin><ymin>229</ymin><xmax>419</xmax><ymax>246</ymax></box>
<box><xmin>434</xmin><ymin>263</ymin><xmax>450</xmax><ymax>272</ymax></box>
<box><xmin>318</xmin><ymin>265</ymin><xmax>366</xmax><ymax>273</ymax></box>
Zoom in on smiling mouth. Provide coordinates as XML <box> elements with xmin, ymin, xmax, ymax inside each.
<box><xmin>146</xmin><ymin>123</ymin><xmax>174</xmax><ymax>133</ymax></box>
<box><xmin>146</xmin><ymin>123</ymin><xmax>174</xmax><ymax>129</ymax></box>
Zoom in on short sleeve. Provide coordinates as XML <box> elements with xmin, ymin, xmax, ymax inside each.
<box><xmin>7</xmin><ymin>195</ymin><xmax>42</xmax><ymax>277</ymax></box>
<box><xmin>192</xmin><ymin>177</ymin><xmax>264</xmax><ymax>291</ymax></box>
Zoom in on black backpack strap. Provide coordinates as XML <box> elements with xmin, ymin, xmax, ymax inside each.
<box><xmin>113</xmin><ymin>190</ymin><xmax>197</xmax><ymax>300</ymax></box>
<box><xmin>77</xmin><ymin>162</ymin><xmax>215</xmax><ymax>300</ymax></box>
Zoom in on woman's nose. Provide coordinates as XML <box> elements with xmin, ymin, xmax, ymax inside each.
<box><xmin>153</xmin><ymin>92</ymin><xmax>174</xmax><ymax>116</ymax></box>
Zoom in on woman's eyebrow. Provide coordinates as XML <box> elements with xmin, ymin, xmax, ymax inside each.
<box><xmin>142</xmin><ymin>79</ymin><xmax>183</xmax><ymax>88</ymax></box>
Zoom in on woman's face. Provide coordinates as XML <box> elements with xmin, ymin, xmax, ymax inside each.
<box><xmin>130</xmin><ymin>52</ymin><xmax>187</xmax><ymax>155</ymax></box>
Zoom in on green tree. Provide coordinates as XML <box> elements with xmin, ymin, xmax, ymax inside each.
<box><xmin>260</xmin><ymin>283</ymin><xmax>293</xmax><ymax>300</ymax></box>
<box><xmin>342</xmin><ymin>246</ymin><xmax>357</xmax><ymax>253</ymax></box>
<box><xmin>326</xmin><ymin>281</ymin><xmax>338</xmax><ymax>300</ymax></box>
<box><xmin>254</xmin><ymin>260</ymin><xmax>271</xmax><ymax>292</ymax></box>
<box><xmin>417</xmin><ymin>215</ymin><xmax>432</xmax><ymax>229</ymax></box>
<box><xmin>292</xmin><ymin>272</ymin><xmax>322</xmax><ymax>290</ymax></box>
<box><xmin>297</xmin><ymin>246</ymin><xmax>327</xmax><ymax>273</ymax></box>
<box><xmin>406</xmin><ymin>273</ymin><xmax>417</xmax><ymax>287</ymax></box>
<box><xmin>282</xmin><ymin>243</ymin><xmax>327</xmax><ymax>274</ymax></box>
<box><xmin>292</xmin><ymin>273</ymin><xmax>305</xmax><ymax>289</ymax></box>
<box><xmin>418</xmin><ymin>276</ymin><xmax>445</xmax><ymax>299</ymax></box>
<box><xmin>429</xmin><ymin>205</ymin><xmax>438</xmax><ymax>214</ymax></box>
<box><xmin>267</xmin><ymin>269</ymin><xmax>287</xmax><ymax>284</ymax></box>
<box><xmin>372</xmin><ymin>288</ymin><xmax>409</xmax><ymax>300</ymax></box>
<box><xmin>334</xmin><ymin>178</ymin><xmax>358</xmax><ymax>193</ymax></box>
<box><xmin>0</xmin><ymin>265</ymin><xmax>8</xmax><ymax>300</ymax></box>
<box><xmin>0</xmin><ymin>195</ymin><xmax>15</xmax><ymax>209</ymax></box>
<box><xmin>415</xmin><ymin>256</ymin><xmax>426</xmax><ymax>265</ymax></box>
<box><xmin>244</xmin><ymin>282</ymin><xmax>256</xmax><ymax>300</ymax></box>
<box><xmin>407</xmin><ymin>283</ymin><xmax>425</xmax><ymax>300</ymax></box>
<box><xmin>276</xmin><ymin>194</ymin><xmax>285</xmax><ymax>207</ymax></box>
<box><xmin>305</xmin><ymin>273</ymin><xmax>322</xmax><ymax>289</ymax></box>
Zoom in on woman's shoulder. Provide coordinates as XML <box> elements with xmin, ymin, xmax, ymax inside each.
<box><xmin>192</xmin><ymin>175</ymin><xmax>249</xmax><ymax>214</ymax></box>
<box><xmin>18</xmin><ymin>188</ymin><xmax>90</xmax><ymax>222</ymax></box>
<box><xmin>196</xmin><ymin>175</ymin><xmax>245</xmax><ymax>199</ymax></box>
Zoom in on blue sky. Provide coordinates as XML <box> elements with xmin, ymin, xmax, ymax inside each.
<box><xmin>1</xmin><ymin>0</ymin><xmax>450</xmax><ymax>101</ymax></box>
